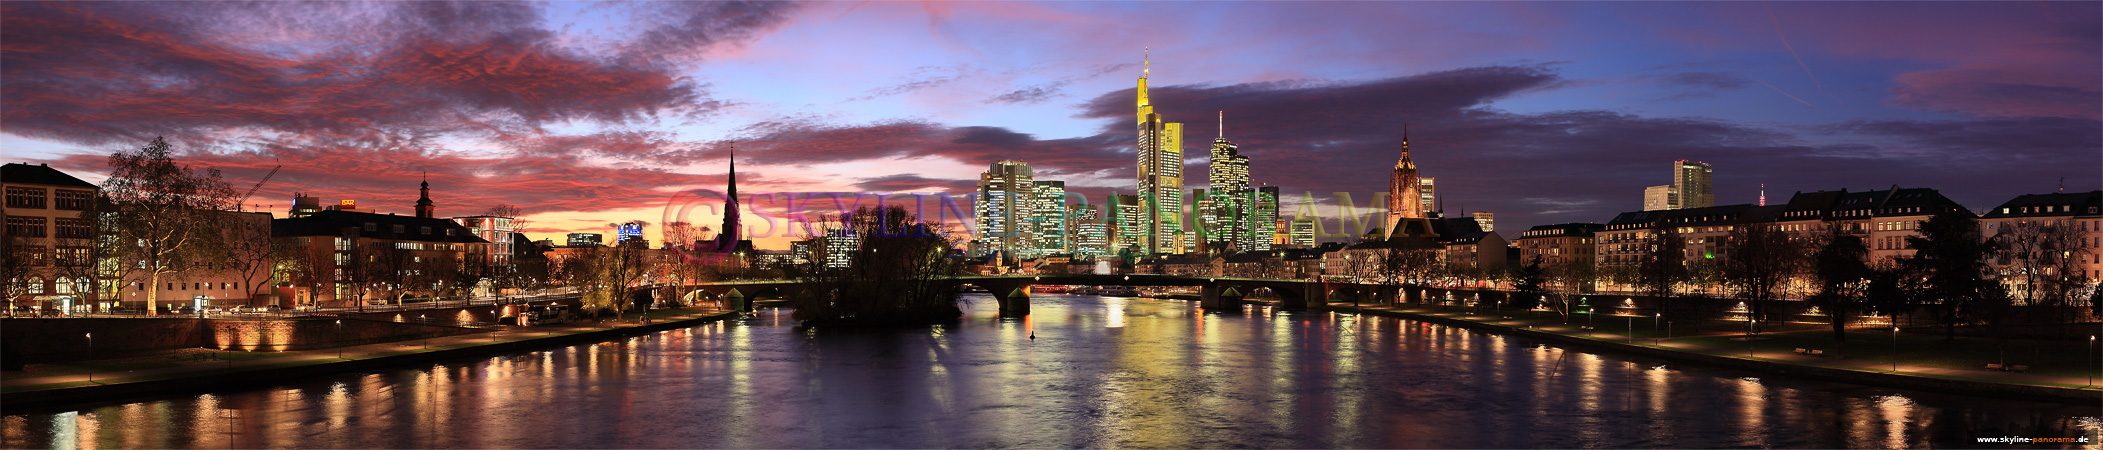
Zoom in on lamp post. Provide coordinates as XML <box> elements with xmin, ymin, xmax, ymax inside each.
<box><xmin>2088</xmin><ymin>335</ymin><xmax>2095</xmax><ymax>387</ymax></box>
<box><xmin>1628</xmin><ymin>314</ymin><xmax>1635</xmax><ymax>344</ymax></box>
<box><xmin>335</xmin><ymin>320</ymin><xmax>344</xmax><ymax>359</ymax></box>
<box><xmin>1747</xmin><ymin>318</ymin><xmax>1756</xmax><ymax>358</ymax></box>
<box><xmin>85</xmin><ymin>333</ymin><xmax>93</xmax><ymax>383</ymax></box>
<box><xmin>1891</xmin><ymin>326</ymin><xmax>1899</xmax><ymax>372</ymax></box>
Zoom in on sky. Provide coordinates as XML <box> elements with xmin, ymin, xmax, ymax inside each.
<box><xmin>4</xmin><ymin>1</ymin><xmax>2098</xmax><ymax>250</ymax></box>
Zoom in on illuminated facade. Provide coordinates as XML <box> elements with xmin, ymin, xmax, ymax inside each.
<box><xmin>1289</xmin><ymin>217</ymin><xmax>1316</xmax><ymax>247</ymax></box>
<box><xmin>974</xmin><ymin>160</ymin><xmax>1036</xmax><ymax>259</ymax></box>
<box><xmin>1383</xmin><ymin>126</ymin><xmax>1433</xmax><ymax>238</ymax></box>
<box><xmin>1031</xmin><ymin>180</ymin><xmax>1067</xmax><ymax>257</ymax></box>
<box><xmin>1067</xmin><ymin>203</ymin><xmax>1109</xmax><ymax>258</ymax></box>
<box><xmin>1134</xmin><ymin>51</ymin><xmax>1187</xmax><ymax>255</ymax></box>
<box><xmin>1676</xmin><ymin>160</ymin><xmax>1714</xmax><ymax>209</ymax></box>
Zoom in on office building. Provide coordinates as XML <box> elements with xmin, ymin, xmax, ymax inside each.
<box><xmin>1134</xmin><ymin>51</ymin><xmax>1187</xmax><ymax>254</ymax></box>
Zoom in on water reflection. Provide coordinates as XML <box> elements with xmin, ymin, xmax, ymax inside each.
<box><xmin>4</xmin><ymin>294</ymin><xmax>2098</xmax><ymax>448</ymax></box>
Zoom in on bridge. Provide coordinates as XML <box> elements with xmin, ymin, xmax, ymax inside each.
<box><xmin>682</xmin><ymin>275</ymin><xmax>1441</xmax><ymax>316</ymax></box>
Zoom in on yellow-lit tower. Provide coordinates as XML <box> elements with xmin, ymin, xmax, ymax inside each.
<box><xmin>1135</xmin><ymin>48</ymin><xmax>1187</xmax><ymax>254</ymax></box>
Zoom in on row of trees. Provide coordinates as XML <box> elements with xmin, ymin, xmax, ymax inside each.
<box><xmin>1495</xmin><ymin>209</ymin><xmax>2096</xmax><ymax>356</ymax></box>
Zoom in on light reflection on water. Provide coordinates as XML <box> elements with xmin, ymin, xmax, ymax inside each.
<box><xmin>3</xmin><ymin>294</ymin><xmax>2098</xmax><ymax>448</ymax></box>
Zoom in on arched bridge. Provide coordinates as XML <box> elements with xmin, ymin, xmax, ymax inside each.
<box><xmin>684</xmin><ymin>275</ymin><xmax>1409</xmax><ymax>316</ymax></box>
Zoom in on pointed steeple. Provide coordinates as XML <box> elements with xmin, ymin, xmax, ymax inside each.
<box><xmin>414</xmin><ymin>172</ymin><xmax>435</xmax><ymax>218</ymax></box>
<box><xmin>714</xmin><ymin>143</ymin><xmax>741</xmax><ymax>252</ymax></box>
<box><xmin>1396</xmin><ymin>123</ymin><xmax>1414</xmax><ymax>167</ymax></box>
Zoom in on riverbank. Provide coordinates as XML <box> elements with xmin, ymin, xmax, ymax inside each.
<box><xmin>1319</xmin><ymin>303</ymin><xmax>2099</xmax><ymax>405</ymax></box>
<box><xmin>0</xmin><ymin>307</ymin><xmax>740</xmax><ymax>410</ymax></box>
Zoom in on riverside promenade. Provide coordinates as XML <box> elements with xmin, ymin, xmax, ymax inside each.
<box><xmin>2</xmin><ymin>307</ymin><xmax>739</xmax><ymax>410</ymax></box>
<box><xmin>1320</xmin><ymin>303</ymin><xmax>2100</xmax><ymax>405</ymax></box>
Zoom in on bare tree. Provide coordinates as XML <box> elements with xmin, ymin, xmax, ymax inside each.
<box><xmin>103</xmin><ymin>137</ymin><xmax>238</xmax><ymax>314</ymax></box>
<box><xmin>1720</xmin><ymin>222</ymin><xmax>1804</xmax><ymax>332</ymax></box>
<box><xmin>1634</xmin><ymin>227</ymin><xmax>1689</xmax><ymax>313</ymax></box>
<box><xmin>217</xmin><ymin>212</ymin><xmax>283</xmax><ymax>306</ymax></box>
<box><xmin>1543</xmin><ymin>257</ymin><xmax>1597</xmax><ymax>322</ymax></box>
<box><xmin>0</xmin><ymin>236</ymin><xmax>39</xmax><ymax>307</ymax></box>
<box><xmin>1808</xmin><ymin>228</ymin><xmax>1871</xmax><ymax>356</ymax></box>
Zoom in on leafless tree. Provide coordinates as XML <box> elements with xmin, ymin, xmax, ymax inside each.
<box><xmin>1720</xmin><ymin>222</ymin><xmax>1805</xmax><ymax>332</ymax></box>
<box><xmin>103</xmin><ymin>137</ymin><xmax>238</xmax><ymax>314</ymax></box>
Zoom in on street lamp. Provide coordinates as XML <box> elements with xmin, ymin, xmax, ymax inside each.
<box><xmin>335</xmin><ymin>320</ymin><xmax>344</xmax><ymax>359</ymax></box>
<box><xmin>1747</xmin><ymin>318</ymin><xmax>1757</xmax><ymax>357</ymax></box>
<box><xmin>2088</xmin><ymin>335</ymin><xmax>2095</xmax><ymax>387</ymax></box>
<box><xmin>1891</xmin><ymin>326</ymin><xmax>1900</xmax><ymax>372</ymax></box>
<box><xmin>85</xmin><ymin>333</ymin><xmax>93</xmax><ymax>383</ymax></box>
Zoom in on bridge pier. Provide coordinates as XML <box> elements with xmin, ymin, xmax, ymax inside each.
<box><xmin>1199</xmin><ymin>284</ymin><xmax>1243</xmax><ymax>310</ymax></box>
<box><xmin>998</xmin><ymin>287</ymin><xmax>1031</xmax><ymax>317</ymax></box>
<box><xmin>719</xmin><ymin>288</ymin><xmax>746</xmax><ymax>312</ymax></box>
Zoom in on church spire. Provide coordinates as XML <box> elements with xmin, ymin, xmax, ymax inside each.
<box><xmin>1397</xmin><ymin>123</ymin><xmax>1413</xmax><ymax>167</ymax></box>
<box><xmin>414</xmin><ymin>172</ymin><xmax>436</xmax><ymax>218</ymax></box>
<box><xmin>715</xmin><ymin>143</ymin><xmax>740</xmax><ymax>252</ymax></box>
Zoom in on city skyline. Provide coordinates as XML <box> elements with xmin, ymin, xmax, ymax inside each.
<box><xmin>3</xmin><ymin>2</ymin><xmax>2098</xmax><ymax>250</ymax></box>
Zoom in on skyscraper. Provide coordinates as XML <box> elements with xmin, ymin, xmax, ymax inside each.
<box><xmin>1252</xmin><ymin>186</ymin><xmax>1280</xmax><ymax>251</ymax></box>
<box><xmin>1030</xmin><ymin>180</ymin><xmax>1067</xmax><ymax>256</ymax></box>
<box><xmin>1134</xmin><ymin>50</ymin><xmax>1186</xmax><ymax>255</ymax></box>
<box><xmin>1471</xmin><ymin>212</ymin><xmax>1495</xmax><ymax>232</ymax></box>
<box><xmin>1289</xmin><ymin>217</ymin><xmax>1316</xmax><ymax>247</ymax></box>
<box><xmin>1107</xmin><ymin>193</ymin><xmax>1143</xmax><ymax>254</ymax></box>
<box><xmin>1641</xmin><ymin>160</ymin><xmax>1712</xmax><ymax>211</ymax></box>
<box><xmin>1418</xmin><ymin>177</ymin><xmax>1438</xmax><ymax>218</ymax></box>
<box><xmin>1205</xmin><ymin>111</ymin><xmax>1257</xmax><ymax>253</ymax></box>
<box><xmin>975</xmin><ymin>161</ymin><xmax>1036</xmax><ymax>259</ymax></box>
<box><xmin>1674</xmin><ymin>160</ymin><xmax>1714</xmax><ymax>209</ymax></box>
<box><xmin>1066</xmin><ymin>203</ymin><xmax>1109</xmax><ymax>258</ymax></box>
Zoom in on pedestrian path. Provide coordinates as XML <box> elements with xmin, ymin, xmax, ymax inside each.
<box><xmin>2</xmin><ymin>307</ymin><xmax>733</xmax><ymax>393</ymax></box>
<box><xmin>1331</xmin><ymin>304</ymin><xmax>2100</xmax><ymax>392</ymax></box>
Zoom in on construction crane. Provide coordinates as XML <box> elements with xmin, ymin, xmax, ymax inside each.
<box><xmin>237</xmin><ymin>164</ymin><xmax>282</xmax><ymax>212</ymax></box>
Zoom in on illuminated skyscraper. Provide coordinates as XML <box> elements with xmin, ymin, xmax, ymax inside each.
<box><xmin>1107</xmin><ymin>194</ymin><xmax>1143</xmax><ymax>254</ymax></box>
<box><xmin>1134</xmin><ymin>50</ymin><xmax>1186</xmax><ymax>254</ymax></box>
<box><xmin>1641</xmin><ymin>160</ymin><xmax>1713</xmax><ymax>211</ymax></box>
<box><xmin>1204</xmin><ymin>111</ymin><xmax>1259</xmax><ymax>253</ymax></box>
<box><xmin>1030</xmin><ymin>180</ymin><xmax>1067</xmax><ymax>256</ymax></box>
<box><xmin>1253</xmin><ymin>186</ymin><xmax>1280</xmax><ymax>251</ymax></box>
<box><xmin>975</xmin><ymin>161</ymin><xmax>1036</xmax><ymax>259</ymax></box>
<box><xmin>1289</xmin><ymin>217</ymin><xmax>1316</xmax><ymax>247</ymax></box>
<box><xmin>1418</xmin><ymin>177</ymin><xmax>1437</xmax><ymax>217</ymax></box>
<box><xmin>1067</xmin><ymin>203</ymin><xmax>1108</xmax><ymax>258</ymax></box>
<box><xmin>1675</xmin><ymin>160</ymin><xmax>1714</xmax><ymax>209</ymax></box>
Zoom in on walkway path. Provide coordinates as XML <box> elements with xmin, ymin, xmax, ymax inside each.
<box><xmin>2</xmin><ymin>307</ymin><xmax>734</xmax><ymax>395</ymax></box>
<box><xmin>1325</xmin><ymin>304</ymin><xmax>2100</xmax><ymax>394</ymax></box>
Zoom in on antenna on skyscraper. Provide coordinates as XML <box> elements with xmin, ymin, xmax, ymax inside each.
<box><xmin>1143</xmin><ymin>47</ymin><xmax>1150</xmax><ymax>77</ymax></box>
<box><xmin>1218</xmin><ymin>111</ymin><xmax>1224</xmax><ymax>139</ymax></box>
<box><xmin>1759</xmin><ymin>183</ymin><xmax>1766</xmax><ymax>206</ymax></box>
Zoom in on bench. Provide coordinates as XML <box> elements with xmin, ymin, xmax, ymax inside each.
<box><xmin>1985</xmin><ymin>363</ymin><xmax>2003</xmax><ymax>371</ymax></box>
<box><xmin>1808</xmin><ymin>349</ymin><xmax>1825</xmax><ymax>357</ymax></box>
<box><xmin>2009</xmin><ymin>365</ymin><xmax>2029</xmax><ymax>373</ymax></box>
<box><xmin>1794</xmin><ymin>348</ymin><xmax>1809</xmax><ymax>355</ymax></box>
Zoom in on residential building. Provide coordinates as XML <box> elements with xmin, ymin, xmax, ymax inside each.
<box><xmin>1980</xmin><ymin>190</ymin><xmax>2103</xmax><ymax>289</ymax></box>
<box><xmin>3</xmin><ymin>163</ymin><xmax>100</xmax><ymax>313</ymax></box>
<box><xmin>1516</xmin><ymin>223</ymin><xmax>1604</xmax><ymax>267</ymax></box>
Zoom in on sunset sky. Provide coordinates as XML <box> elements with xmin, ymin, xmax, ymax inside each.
<box><xmin>5</xmin><ymin>1</ymin><xmax>2098</xmax><ymax>250</ymax></box>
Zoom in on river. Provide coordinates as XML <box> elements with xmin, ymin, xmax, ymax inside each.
<box><xmin>4</xmin><ymin>294</ymin><xmax>2097</xmax><ymax>448</ymax></box>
